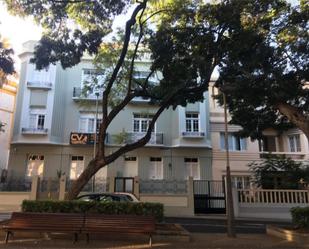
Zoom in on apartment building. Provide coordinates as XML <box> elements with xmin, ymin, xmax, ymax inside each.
<box><xmin>209</xmin><ymin>84</ymin><xmax>309</xmax><ymax>189</ymax></box>
<box><xmin>0</xmin><ymin>79</ymin><xmax>17</xmax><ymax>171</ymax></box>
<box><xmin>7</xmin><ymin>41</ymin><xmax>213</xmax><ymax>184</ymax></box>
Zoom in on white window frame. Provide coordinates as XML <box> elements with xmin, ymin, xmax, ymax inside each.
<box><xmin>231</xmin><ymin>175</ymin><xmax>251</xmax><ymax>189</ymax></box>
<box><xmin>184</xmin><ymin>158</ymin><xmax>200</xmax><ymax>180</ymax></box>
<box><xmin>26</xmin><ymin>154</ymin><xmax>44</xmax><ymax>177</ymax></box>
<box><xmin>185</xmin><ymin>112</ymin><xmax>200</xmax><ymax>132</ymax></box>
<box><xmin>149</xmin><ymin>157</ymin><xmax>163</xmax><ymax>180</ymax></box>
<box><xmin>32</xmin><ymin>68</ymin><xmax>50</xmax><ymax>83</ymax></box>
<box><xmin>123</xmin><ymin>156</ymin><xmax>138</xmax><ymax>177</ymax></box>
<box><xmin>81</xmin><ymin>69</ymin><xmax>105</xmax><ymax>89</ymax></box>
<box><xmin>79</xmin><ymin>113</ymin><xmax>102</xmax><ymax>133</ymax></box>
<box><xmin>29</xmin><ymin>108</ymin><xmax>46</xmax><ymax>130</ymax></box>
<box><xmin>70</xmin><ymin>156</ymin><xmax>84</xmax><ymax>180</ymax></box>
<box><xmin>220</xmin><ymin>133</ymin><xmax>247</xmax><ymax>151</ymax></box>
<box><xmin>288</xmin><ymin>134</ymin><xmax>301</xmax><ymax>152</ymax></box>
<box><xmin>132</xmin><ymin>113</ymin><xmax>155</xmax><ymax>133</ymax></box>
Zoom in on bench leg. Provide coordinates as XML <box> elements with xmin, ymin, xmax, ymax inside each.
<box><xmin>149</xmin><ymin>234</ymin><xmax>152</xmax><ymax>247</ymax></box>
<box><xmin>86</xmin><ymin>233</ymin><xmax>90</xmax><ymax>244</ymax></box>
<box><xmin>5</xmin><ymin>231</ymin><xmax>11</xmax><ymax>244</ymax></box>
<box><xmin>73</xmin><ymin>233</ymin><xmax>78</xmax><ymax>243</ymax></box>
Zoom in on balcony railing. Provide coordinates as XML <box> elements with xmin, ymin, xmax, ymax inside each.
<box><xmin>21</xmin><ymin>128</ymin><xmax>48</xmax><ymax>135</ymax></box>
<box><xmin>126</xmin><ymin>132</ymin><xmax>163</xmax><ymax>145</ymax></box>
<box><xmin>182</xmin><ymin>131</ymin><xmax>205</xmax><ymax>138</ymax></box>
<box><xmin>72</xmin><ymin>87</ymin><xmax>103</xmax><ymax>100</ymax></box>
<box><xmin>27</xmin><ymin>81</ymin><xmax>52</xmax><ymax>89</ymax></box>
<box><xmin>259</xmin><ymin>151</ymin><xmax>307</xmax><ymax>160</ymax></box>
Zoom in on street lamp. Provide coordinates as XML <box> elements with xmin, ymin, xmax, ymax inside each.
<box><xmin>223</xmin><ymin>91</ymin><xmax>236</xmax><ymax>238</ymax></box>
<box><xmin>92</xmin><ymin>91</ymin><xmax>100</xmax><ymax>192</ymax></box>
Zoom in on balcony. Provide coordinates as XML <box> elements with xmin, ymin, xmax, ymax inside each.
<box><xmin>27</xmin><ymin>81</ymin><xmax>52</xmax><ymax>89</ymax></box>
<box><xmin>72</xmin><ymin>87</ymin><xmax>103</xmax><ymax>101</ymax></box>
<box><xmin>259</xmin><ymin>151</ymin><xmax>307</xmax><ymax>160</ymax></box>
<box><xmin>108</xmin><ymin>132</ymin><xmax>163</xmax><ymax>145</ymax></box>
<box><xmin>181</xmin><ymin>131</ymin><xmax>205</xmax><ymax>138</ymax></box>
<box><xmin>21</xmin><ymin>128</ymin><xmax>48</xmax><ymax>135</ymax></box>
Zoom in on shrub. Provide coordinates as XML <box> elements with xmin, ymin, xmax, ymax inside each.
<box><xmin>21</xmin><ymin>200</ymin><xmax>164</xmax><ymax>222</ymax></box>
<box><xmin>290</xmin><ymin>207</ymin><xmax>309</xmax><ymax>229</ymax></box>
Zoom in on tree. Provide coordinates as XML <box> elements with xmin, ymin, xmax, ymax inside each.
<box><xmin>0</xmin><ymin>36</ymin><xmax>15</xmax><ymax>87</ymax></box>
<box><xmin>249</xmin><ymin>155</ymin><xmax>309</xmax><ymax>189</ymax></box>
<box><xmin>215</xmin><ymin>0</ymin><xmax>309</xmax><ymax>140</ymax></box>
<box><xmin>5</xmin><ymin>0</ymin><xmax>292</xmax><ymax>203</ymax></box>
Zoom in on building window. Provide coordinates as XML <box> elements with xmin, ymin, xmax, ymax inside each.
<box><xmin>29</xmin><ymin>114</ymin><xmax>45</xmax><ymax>129</ymax></box>
<box><xmin>70</xmin><ymin>156</ymin><xmax>84</xmax><ymax>180</ymax></box>
<box><xmin>184</xmin><ymin>158</ymin><xmax>199</xmax><ymax>180</ymax></box>
<box><xmin>79</xmin><ymin>116</ymin><xmax>102</xmax><ymax>133</ymax></box>
<box><xmin>288</xmin><ymin>134</ymin><xmax>301</xmax><ymax>152</ymax></box>
<box><xmin>185</xmin><ymin>113</ymin><xmax>199</xmax><ymax>132</ymax></box>
<box><xmin>220</xmin><ymin>133</ymin><xmax>247</xmax><ymax>151</ymax></box>
<box><xmin>32</xmin><ymin>68</ymin><xmax>50</xmax><ymax>83</ymax></box>
<box><xmin>133</xmin><ymin>113</ymin><xmax>154</xmax><ymax>133</ymax></box>
<box><xmin>149</xmin><ymin>157</ymin><xmax>163</xmax><ymax>180</ymax></box>
<box><xmin>81</xmin><ymin>69</ymin><xmax>104</xmax><ymax>89</ymax></box>
<box><xmin>123</xmin><ymin>156</ymin><xmax>138</xmax><ymax>177</ymax></box>
<box><xmin>231</xmin><ymin>176</ymin><xmax>251</xmax><ymax>189</ymax></box>
<box><xmin>27</xmin><ymin>155</ymin><xmax>44</xmax><ymax>177</ymax></box>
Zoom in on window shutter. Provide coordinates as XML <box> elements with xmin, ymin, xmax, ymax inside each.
<box><xmin>79</xmin><ymin>118</ymin><xmax>87</xmax><ymax>132</ymax></box>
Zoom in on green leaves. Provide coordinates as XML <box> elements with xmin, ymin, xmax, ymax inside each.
<box><xmin>21</xmin><ymin>200</ymin><xmax>164</xmax><ymax>221</ymax></box>
<box><xmin>248</xmin><ymin>155</ymin><xmax>309</xmax><ymax>189</ymax></box>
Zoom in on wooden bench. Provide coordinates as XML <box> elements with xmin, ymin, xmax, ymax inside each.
<box><xmin>2</xmin><ymin>213</ymin><xmax>156</xmax><ymax>246</ymax></box>
<box><xmin>2</xmin><ymin>212</ymin><xmax>84</xmax><ymax>243</ymax></box>
<box><xmin>83</xmin><ymin>214</ymin><xmax>156</xmax><ymax>246</ymax></box>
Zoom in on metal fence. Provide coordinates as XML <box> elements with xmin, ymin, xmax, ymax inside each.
<box><xmin>139</xmin><ymin>179</ymin><xmax>188</xmax><ymax>194</ymax></box>
<box><xmin>0</xmin><ymin>177</ymin><xmax>32</xmax><ymax>192</ymax></box>
<box><xmin>66</xmin><ymin>177</ymin><xmax>108</xmax><ymax>193</ymax></box>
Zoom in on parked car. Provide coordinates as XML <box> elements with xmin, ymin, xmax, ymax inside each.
<box><xmin>76</xmin><ymin>192</ymin><xmax>139</xmax><ymax>202</ymax></box>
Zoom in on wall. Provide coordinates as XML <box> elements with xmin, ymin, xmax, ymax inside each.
<box><xmin>0</xmin><ymin>192</ymin><xmax>31</xmax><ymax>212</ymax></box>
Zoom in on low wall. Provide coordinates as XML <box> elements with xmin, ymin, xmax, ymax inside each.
<box><xmin>140</xmin><ymin>194</ymin><xmax>194</xmax><ymax>217</ymax></box>
<box><xmin>233</xmin><ymin>188</ymin><xmax>309</xmax><ymax>221</ymax></box>
<box><xmin>0</xmin><ymin>192</ymin><xmax>31</xmax><ymax>212</ymax></box>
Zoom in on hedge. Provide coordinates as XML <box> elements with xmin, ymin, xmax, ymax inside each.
<box><xmin>21</xmin><ymin>200</ymin><xmax>164</xmax><ymax>222</ymax></box>
<box><xmin>290</xmin><ymin>207</ymin><xmax>309</xmax><ymax>229</ymax></box>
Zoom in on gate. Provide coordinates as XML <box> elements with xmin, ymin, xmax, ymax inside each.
<box><xmin>193</xmin><ymin>180</ymin><xmax>226</xmax><ymax>214</ymax></box>
<box><xmin>114</xmin><ymin>177</ymin><xmax>134</xmax><ymax>193</ymax></box>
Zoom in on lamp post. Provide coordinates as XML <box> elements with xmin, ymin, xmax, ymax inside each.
<box><xmin>223</xmin><ymin>91</ymin><xmax>236</xmax><ymax>238</ymax></box>
<box><xmin>92</xmin><ymin>91</ymin><xmax>100</xmax><ymax>192</ymax></box>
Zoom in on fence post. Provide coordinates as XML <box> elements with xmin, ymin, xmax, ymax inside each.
<box><xmin>232</xmin><ymin>187</ymin><xmax>239</xmax><ymax>218</ymax></box>
<box><xmin>134</xmin><ymin>176</ymin><xmax>140</xmax><ymax>199</ymax></box>
<box><xmin>187</xmin><ymin>177</ymin><xmax>195</xmax><ymax>216</ymax></box>
<box><xmin>108</xmin><ymin>176</ymin><xmax>115</xmax><ymax>193</ymax></box>
<box><xmin>59</xmin><ymin>175</ymin><xmax>66</xmax><ymax>200</ymax></box>
<box><xmin>30</xmin><ymin>176</ymin><xmax>39</xmax><ymax>200</ymax></box>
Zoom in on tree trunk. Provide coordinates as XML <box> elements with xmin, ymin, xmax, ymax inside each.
<box><xmin>275</xmin><ymin>102</ymin><xmax>309</xmax><ymax>141</ymax></box>
<box><xmin>66</xmin><ymin>159</ymin><xmax>105</xmax><ymax>200</ymax></box>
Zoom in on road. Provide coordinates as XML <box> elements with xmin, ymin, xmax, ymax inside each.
<box><xmin>165</xmin><ymin>217</ymin><xmax>291</xmax><ymax>234</ymax></box>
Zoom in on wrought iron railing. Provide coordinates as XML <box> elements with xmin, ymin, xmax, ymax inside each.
<box><xmin>21</xmin><ymin>128</ymin><xmax>48</xmax><ymax>134</ymax></box>
<box><xmin>72</xmin><ymin>87</ymin><xmax>103</xmax><ymax>100</ymax></box>
<box><xmin>0</xmin><ymin>177</ymin><xmax>32</xmax><ymax>192</ymax></box>
<box><xmin>139</xmin><ymin>179</ymin><xmax>188</xmax><ymax>194</ymax></box>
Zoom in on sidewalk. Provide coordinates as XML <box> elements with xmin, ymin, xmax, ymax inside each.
<box><xmin>0</xmin><ymin>233</ymin><xmax>306</xmax><ymax>248</ymax></box>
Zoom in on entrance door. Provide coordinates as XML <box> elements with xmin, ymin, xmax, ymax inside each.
<box><xmin>193</xmin><ymin>180</ymin><xmax>226</xmax><ymax>214</ymax></box>
<box><xmin>114</xmin><ymin>177</ymin><xmax>134</xmax><ymax>193</ymax></box>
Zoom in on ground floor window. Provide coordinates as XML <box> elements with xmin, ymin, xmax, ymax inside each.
<box><xmin>70</xmin><ymin>156</ymin><xmax>84</xmax><ymax>180</ymax></box>
<box><xmin>27</xmin><ymin>155</ymin><xmax>44</xmax><ymax>177</ymax></box>
<box><xmin>231</xmin><ymin>176</ymin><xmax>251</xmax><ymax>189</ymax></box>
<box><xmin>149</xmin><ymin>157</ymin><xmax>163</xmax><ymax>180</ymax></box>
<box><xmin>123</xmin><ymin>156</ymin><xmax>138</xmax><ymax>177</ymax></box>
<box><xmin>184</xmin><ymin>158</ymin><xmax>199</xmax><ymax>180</ymax></box>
